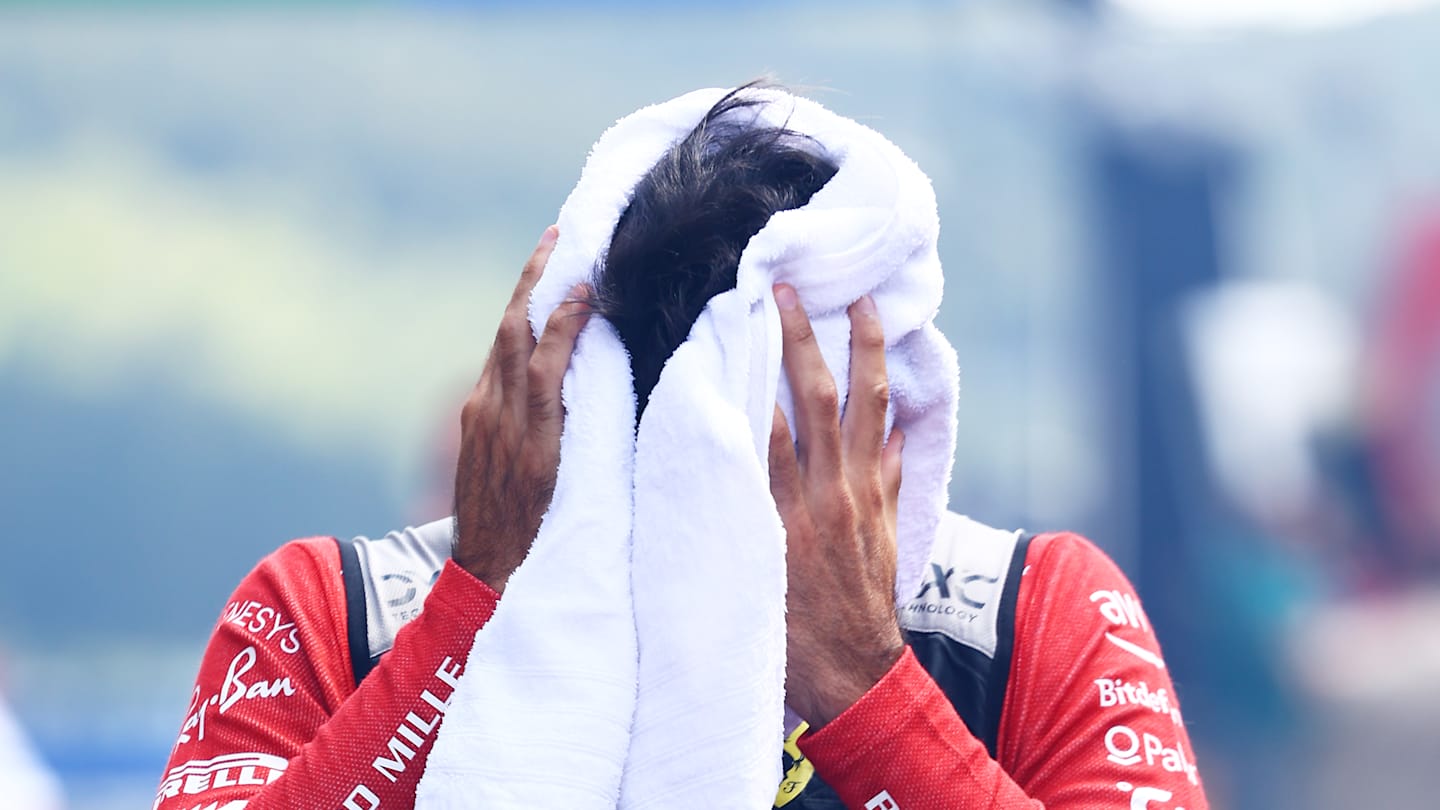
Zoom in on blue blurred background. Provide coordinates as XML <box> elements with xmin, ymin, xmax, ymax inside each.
<box><xmin>3</xmin><ymin>1</ymin><xmax>1439</xmax><ymax>808</ymax></box>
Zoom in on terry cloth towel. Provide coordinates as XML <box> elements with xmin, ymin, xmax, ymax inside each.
<box><xmin>416</xmin><ymin>87</ymin><xmax>959</xmax><ymax>810</ymax></box>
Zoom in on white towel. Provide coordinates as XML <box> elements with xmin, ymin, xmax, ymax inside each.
<box><xmin>417</xmin><ymin>86</ymin><xmax>958</xmax><ymax>810</ymax></box>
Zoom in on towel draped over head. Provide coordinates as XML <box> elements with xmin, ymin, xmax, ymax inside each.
<box><xmin>417</xmin><ymin>86</ymin><xmax>959</xmax><ymax>810</ymax></box>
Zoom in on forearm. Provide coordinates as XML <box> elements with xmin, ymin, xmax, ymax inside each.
<box><xmin>245</xmin><ymin>561</ymin><xmax>493</xmax><ymax>810</ymax></box>
<box><xmin>799</xmin><ymin>648</ymin><xmax>1041</xmax><ymax>810</ymax></box>
<box><xmin>799</xmin><ymin>533</ymin><xmax>1212</xmax><ymax>810</ymax></box>
<box><xmin>156</xmin><ymin>558</ymin><xmax>496</xmax><ymax>810</ymax></box>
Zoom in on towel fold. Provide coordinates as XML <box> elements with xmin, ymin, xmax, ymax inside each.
<box><xmin>417</xmin><ymin>86</ymin><xmax>958</xmax><ymax>810</ymax></box>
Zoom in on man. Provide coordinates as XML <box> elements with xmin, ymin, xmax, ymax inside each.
<box><xmin>156</xmin><ymin>90</ymin><xmax>1208</xmax><ymax>810</ymax></box>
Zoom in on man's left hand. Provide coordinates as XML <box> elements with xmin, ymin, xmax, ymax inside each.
<box><xmin>769</xmin><ymin>285</ymin><xmax>907</xmax><ymax>729</ymax></box>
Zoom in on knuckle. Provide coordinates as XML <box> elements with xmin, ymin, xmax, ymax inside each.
<box><xmin>499</xmin><ymin>313</ymin><xmax>529</xmax><ymax>343</ymax></box>
<box><xmin>791</xmin><ymin>320</ymin><xmax>816</xmax><ymax>346</ymax></box>
<box><xmin>504</xmin><ymin>312</ymin><xmax>532</xmax><ymax>340</ymax></box>
<box><xmin>525</xmin><ymin>360</ymin><xmax>552</xmax><ymax>397</ymax></box>
<box><xmin>460</xmin><ymin>384</ymin><xmax>490</xmax><ymax>423</ymax></box>
<box><xmin>545</xmin><ymin>305</ymin><xmax>570</xmax><ymax>333</ymax></box>
<box><xmin>495</xmin><ymin>346</ymin><xmax>523</xmax><ymax>379</ymax></box>
<box><xmin>520</xmin><ymin>253</ymin><xmax>545</xmax><ymax>280</ymax></box>
<box><xmin>810</xmin><ymin>380</ymin><xmax>840</xmax><ymax>414</ymax></box>
<box><xmin>868</xmin><ymin>379</ymin><xmax>890</xmax><ymax>409</ymax></box>
<box><xmin>856</xmin><ymin>322</ymin><xmax>885</xmax><ymax>351</ymax></box>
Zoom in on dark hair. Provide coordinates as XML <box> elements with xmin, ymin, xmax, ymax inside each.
<box><xmin>591</xmin><ymin>83</ymin><xmax>838</xmax><ymax>414</ymax></box>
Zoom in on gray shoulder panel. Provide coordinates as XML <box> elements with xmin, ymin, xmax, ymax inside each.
<box><xmin>348</xmin><ymin>518</ymin><xmax>454</xmax><ymax>660</ymax></box>
<box><xmin>898</xmin><ymin>512</ymin><xmax>1024</xmax><ymax>660</ymax></box>
<box><xmin>346</xmin><ymin>513</ymin><xmax>1019</xmax><ymax>670</ymax></box>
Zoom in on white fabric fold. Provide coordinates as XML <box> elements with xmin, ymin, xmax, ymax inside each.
<box><xmin>417</xmin><ymin>86</ymin><xmax>958</xmax><ymax>810</ymax></box>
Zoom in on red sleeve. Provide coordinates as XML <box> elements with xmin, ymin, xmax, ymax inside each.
<box><xmin>799</xmin><ymin>532</ymin><xmax>1209</xmax><ymax>810</ymax></box>
<box><xmin>153</xmin><ymin>539</ymin><xmax>497</xmax><ymax>810</ymax></box>
<box><xmin>998</xmin><ymin>533</ymin><xmax>1207</xmax><ymax>808</ymax></box>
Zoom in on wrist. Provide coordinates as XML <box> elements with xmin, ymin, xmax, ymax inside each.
<box><xmin>452</xmin><ymin>539</ymin><xmax>512</xmax><ymax>596</ymax></box>
<box><xmin>455</xmin><ymin>559</ymin><xmax>512</xmax><ymax>596</ymax></box>
<box><xmin>452</xmin><ymin>518</ymin><xmax>532</xmax><ymax>597</ymax></box>
<box><xmin>796</xmin><ymin>638</ymin><xmax>906</xmax><ymax>728</ymax></box>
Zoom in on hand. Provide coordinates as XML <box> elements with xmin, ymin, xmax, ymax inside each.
<box><xmin>769</xmin><ymin>285</ymin><xmax>907</xmax><ymax>728</ymax></box>
<box><xmin>453</xmin><ymin>226</ymin><xmax>590</xmax><ymax>595</ymax></box>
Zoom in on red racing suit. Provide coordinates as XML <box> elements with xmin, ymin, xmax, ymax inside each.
<box><xmin>155</xmin><ymin>512</ymin><xmax>1208</xmax><ymax>810</ymax></box>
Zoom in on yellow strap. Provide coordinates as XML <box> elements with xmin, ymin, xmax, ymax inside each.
<box><xmin>774</xmin><ymin>721</ymin><xmax>814</xmax><ymax>807</ymax></box>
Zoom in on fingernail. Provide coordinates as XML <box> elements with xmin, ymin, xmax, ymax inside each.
<box><xmin>773</xmin><ymin>284</ymin><xmax>798</xmax><ymax>311</ymax></box>
<box><xmin>540</xmin><ymin>225</ymin><xmax>559</xmax><ymax>247</ymax></box>
<box><xmin>854</xmin><ymin>295</ymin><xmax>877</xmax><ymax>317</ymax></box>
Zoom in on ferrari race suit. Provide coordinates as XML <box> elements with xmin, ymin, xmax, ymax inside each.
<box><xmin>155</xmin><ymin>512</ymin><xmax>1209</xmax><ymax>810</ymax></box>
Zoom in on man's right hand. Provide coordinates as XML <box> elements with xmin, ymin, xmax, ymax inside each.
<box><xmin>453</xmin><ymin>226</ymin><xmax>590</xmax><ymax>594</ymax></box>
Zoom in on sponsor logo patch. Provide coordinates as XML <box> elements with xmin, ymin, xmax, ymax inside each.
<box><xmin>175</xmin><ymin>646</ymin><xmax>297</xmax><ymax>748</ymax></box>
<box><xmin>1117</xmin><ymin>781</ymin><xmax>1184</xmax><ymax>809</ymax></box>
<box><xmin>155</xmin><ymin>753</ymin><xmax>285</xmax><ymax>809</ymax></box>
<box><xmin>342</xmin><ymin>655</ymin><xmax>464</xmax><ymax>805</ymax></box>
<box><xmin>218</xmin><ymin>601</ymin><xmax>301</xmax><ymax>655</ymax></box>
<box><xmin>1096</xmin><ymin>677</ymin><xmax>1183</xmax><ymax>725</ymax></box>
<box><xmin>1090</xmin><ymin>590</ymin><xmax>1167</xmax><ymax>669</ymax></box>
<box><xmin>1103</xmin><ymin>725</ymin><xmax>1199</xmax><ymax>786</ymax></box>
<box><xmin>864</xmin><ymin>790</ymin><xmax>899</xmax><ymax>810</ymax></box>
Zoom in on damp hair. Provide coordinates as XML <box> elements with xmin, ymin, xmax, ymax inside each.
<box><xmin>590</xmin><ymin>83</ymin><xmax>838</xmax><ymax>414</ymax></box>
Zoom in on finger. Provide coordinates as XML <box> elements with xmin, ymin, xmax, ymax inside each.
<box><xmin>881</xmin><ymin>426</ymin><xmax>905</xmax><ymax>508</ymax></box>
<box><xmin>496</xmin><ymin>225</ymin><xmax>559</xmax><ymax>390</ymax></box>
<box><xmin>774</xmin><ymin>284</ymin><xmax>840</xmax><ymax>474</ymax></box>
<box><xmin>475</xmin><ymin>339</ymin><xmax>504</xmax><ymax>401</ymax></box>
<box><xmin>842</xmin><ymin>295</ymin><xmax>889</xmax><ymax>477</ymax></box>
<box><xmin>507</xmin><ymin>225</ymin><xmax>559</xmax><ymax>316</ymax></box>
<box><xmin>460</xmin><ymin>377</ymin><xmax>485</xmax><ymax>429</ymax></box>
<box><xmin>528</xmin><ymin>283</ymin><xmax>592</xmax><ymax>439</ymax></box>
<box><xmin>461</xmin><ymin>352</ymin><xmax>506</xmax><ymax>435</ymax></box>
<box><xmin>768</xmin><ymin>405</ymin><xmax>803</xmax><ymax>517</ymax></box>
<box><xmin>771</xmin><ymin>406</ymin><xmax>818</xmax><ymax>573</ymax></box>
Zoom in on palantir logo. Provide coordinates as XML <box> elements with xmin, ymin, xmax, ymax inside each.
<box><xmin>1103</xmin><ymin>724</ymin><xmax>1200</xmax><ymax>786</ymax></box>
<box><xmin>1105</xmin><ymin>725</ymin><xmax>1144</xmax><ymax>765</ymax></box>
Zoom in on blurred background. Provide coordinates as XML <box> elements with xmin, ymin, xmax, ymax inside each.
<box><xmin>3</xmin><ymin>1</ymin><xmax>1439</xmax><ymax>808</ymax></box>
